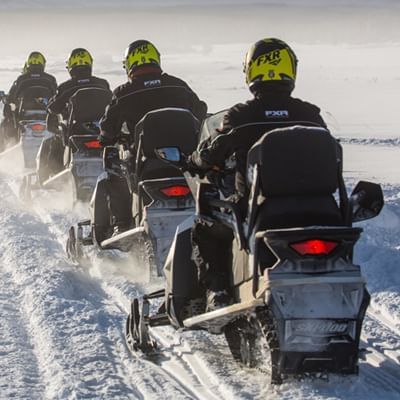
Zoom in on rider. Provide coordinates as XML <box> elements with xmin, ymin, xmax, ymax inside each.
<box><xmin>98</xmin><ymin>39</ymin><xmax>207</xmax><ymax>235</ymax></box>
<box><xmin>1</xmin><ymin>52</ymin><xmax>57</xmax><ymax>147</ymax></box>
<box><xmin>47</xmin><ymin>48</ymin><xmax>110</xmax><ymax>131</ymax></box>
<box><xmin>189</xmin><ymin>38</ymin><xmax>328</xmax><ymax>311</ymax></box>
<box><xmin>44</xmin><ymin>48</ymin><xmax>110</xmax><ymax>174</ymax></box>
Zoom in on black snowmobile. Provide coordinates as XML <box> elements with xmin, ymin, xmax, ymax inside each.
<box><xmin>20</xmin><ymin>87</ymin><xmax>112</xmax><ymax>202</ymax></box>
<box><xmin>0</xmin><ymin>85</ymin><xmax>53</xmax><ymax>168</ymax></box>
<box><xmin>125</xmin><ymin>124</ymin><xmax>384</xmax><ymax>383</ymax></box>
<box><xmin>67</xmin><ymin>106</ymin><xmax>200</xmax><ymax>276</ymax></box>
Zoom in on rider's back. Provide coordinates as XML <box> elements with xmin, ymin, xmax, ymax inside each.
<box><xmin>101</xmin><ymin>72</ymin><xmax>206</xmax><ymax>138</ymax></box>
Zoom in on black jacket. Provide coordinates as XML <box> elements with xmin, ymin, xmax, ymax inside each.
<box><xmin>99</xmin><ymin>69</ymin><xmax>207</xmax><ymax>146</ymax></box>
<box><xmin>192</xmin><ymin>91</ymin><xmax>326</xmax><ymax>197</ymax></box>
<box><xmin>47</xmin><ymin>70</ymin><xmax>110</xmax><ymax>119</ymax></box>
<box><xmin>4</xmin><ymin>69</ymin><xmax>57</xmax><ymax>119</ymax></box>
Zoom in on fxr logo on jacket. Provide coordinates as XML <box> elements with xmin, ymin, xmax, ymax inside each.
<box><xmin>265</xmin><ymin>110</ymin><xmax>289</xmax><ymax>118</ymax></box>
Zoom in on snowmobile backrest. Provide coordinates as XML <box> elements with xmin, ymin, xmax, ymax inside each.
<box><xmin>248</xmin><ymin>125</ymin><xmax>339</xmax><ymax>197</ymax></box>
<box><xmin>133</xmin><ymin>108</ymin><xmax>199</xmax><ymax>182</ymax></box>
<box><xmin>135</xmin><ymin>107</ymin><xmax>200</xmax><ymax>159</ymax></box>
<box><xmin>68</xmin><ymin>87</ymin><xmax>112</xmax><ymax>126</ymax></box>
<box><xmin>16</xmin><ymin>78</ymin><xmax>54</xmax><ymax>103</ymax></box>
<box><xmin>18</xmin><ymin>85</ymin><xmax>53</xmax><ymax>116</ymax></box>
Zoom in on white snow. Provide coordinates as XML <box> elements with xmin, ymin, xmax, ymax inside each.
<box><xmin>0</xmin><ymin>1</ymin><xmax>399</xmax><ymax>399</ymax></box>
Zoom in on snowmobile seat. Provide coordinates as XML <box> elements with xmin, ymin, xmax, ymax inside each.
<box><xmin>18</xmin><ymin>85</ymin><xmax>53</xmax><ymax>120</ymax></box>
<box><xmin>247</xmin><ymin>125</ymin><xmax>344</xmax><ymax>230</ymax></box>
<box><xmin>67</xmin><ymin>87</ymin><xmax>112</xmax><ymax>136</ymax></box>
<box><xmin>134</xmin><ymin>107</ymin><xmax>200</xmax><ymax>182</ymax></box>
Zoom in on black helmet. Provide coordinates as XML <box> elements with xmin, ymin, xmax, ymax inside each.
<box><xmin>243</xmin><ymin>38</ymin><xmax>298</xmax><ymax>94</ymax></box>
<box><xmin>123</xmin><ymin>40</ymin><xmax>161</xmax><ymax>75</ymax></box>
<box><xmin>66</xmin><ymin>48</ymin><xmax>93</xmax><ymax>77</ymax></box>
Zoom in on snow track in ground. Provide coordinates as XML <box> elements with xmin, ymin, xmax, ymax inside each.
<box><xmin>1</xmin><ymin>176</ymin><xmax>200</xmax><ymax>399</ymax></box>
<box><xmin>1</xmin><ymin>142</ymin><xmax>400</xmax><ymax>399</ymax></box>
<box><xmin>0</xmin><ymin>267</ymin><xmax>44</xmax><ymax>400</ymax></box>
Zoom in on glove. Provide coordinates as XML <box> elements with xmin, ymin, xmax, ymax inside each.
<box><xmin>184</xmin><ymin>154</ymin><xmax>209</xmax><ymax>178</ymax></box>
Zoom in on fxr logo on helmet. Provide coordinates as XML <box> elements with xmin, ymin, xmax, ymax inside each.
<box><xmin>255</xmin><ymin>49</ymin><xmax>282</xmax><ymax>67</ymax></box>
<box><xmin>133</xmin><ymin>45</ymin><xmax>150</xmax><ymax>55</ymax></box>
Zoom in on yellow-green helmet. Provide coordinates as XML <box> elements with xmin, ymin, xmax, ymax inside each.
<box><xmin>243</xmin><ymin>38</ymin><xmax>297</xmax><ymax>93</ymax></box>
<box><xmin>123</xmin><ymin>40</ymin><xmax>161</xmax><ymax>74</ymax></box>
<box><xmin>66</xmin><ymin>48</ymin><xmax>93</xmax><ymax>74</ymax></box>
<box><xmin>25</xmin><ymin>51</ymin><xmax>46</xmax><ymax>72</ymax></box>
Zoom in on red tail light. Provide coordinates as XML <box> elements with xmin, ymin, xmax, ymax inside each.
<box><xmin>290</xmin><ymin>239</ymin><xmax>338</xmax><ymax>256</ymax></box>
<box><xmin>31</xmin><ymin>123</ymin><xmax>45</xmax><ymax>132</ymax></box>
<box><xmin>160</xmin><ymin>185</ymin><xmax>190</xmax><ymax>197</ymax></box>
<box><xmin>83</xmin><ymin>140</ymin><xmax>102</xmax><ymax>149</ymax></box>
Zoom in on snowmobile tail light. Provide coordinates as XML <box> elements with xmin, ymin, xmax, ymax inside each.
<box><xmin>290</xmin><ymin>239</ymin><xmax>338</xmax><ymax>256</ymax></box>
<box><xmin>31</xmin><ymin>123</ymin><xmax>45</xmax><ymax>132</ymax></box>
<box><xmin>83</xmin><ymin>140</ymin><xmax>102</xmax><ymax>149</ymax></box>
<box><xmin>160</xmin><ymin>185</ymin><xmax>190</xmax><ymax>197</ymax></box>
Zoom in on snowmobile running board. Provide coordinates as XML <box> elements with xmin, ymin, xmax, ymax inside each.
<box><xmin>183</xmin><ymin>298</ymin><xmax>264</xmax><ymax>333</ymax></box>
<box><xmin>0</xmin><ymin>142</ymin><xmax>21</xmax><ymax>156</ymax></box>
<box><xmin>100</xmin><ymin>226</ymin><xmax>146</xmax><ymax>251</ymax></box>
<box><xmin>42</xmin><ymin>168</ymin><xmax>71</xmax><ymax>190</ymax></box>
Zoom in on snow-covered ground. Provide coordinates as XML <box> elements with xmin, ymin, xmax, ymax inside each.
<box><xmin>0</xmin><ymin>1</ymin><xmax>399</xmax><ymax>399</ymax></box>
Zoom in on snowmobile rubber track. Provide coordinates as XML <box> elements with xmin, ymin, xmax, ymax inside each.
<box><xmin>223</xmin><ymin>306</ymin><xmax>281</xmax><ymax>383</ymax></box>
<box><xmin>125</xmin><ymin>297</ymin><xmax>159</xmax><ymax>356</ymax></box>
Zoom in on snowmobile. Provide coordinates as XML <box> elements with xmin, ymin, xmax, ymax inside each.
<box><xmin>20</xmin><ymin>87</ymin><xmax>112</xmax><ymax>203</ymax></box>
<box><xmin>66</xmin><ymin>106</ymin><xmax>200</xmax><ymax>276</ymax></box>
<box><xmin>0</xmin><ymin>85</ymin><xmax>52</xmax><ymax>168</ymax></box>
<box><xmin>125</xmin><ymin>124</ymin><xmax>384</xmax><ymax>383</ymax></box>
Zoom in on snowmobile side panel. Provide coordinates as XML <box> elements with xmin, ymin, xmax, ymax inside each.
<box><xmin>164</xmin><ymin>215</ymin><xmax>201</xmax><ymax>326</ymax></box>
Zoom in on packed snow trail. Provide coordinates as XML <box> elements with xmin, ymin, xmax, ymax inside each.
<box><xmin>0</xmin><ymin>176</ymin><xmax>212</xmax><ymax>399</ymax></box>
<box><xmin>1</xmin><ymin>140</ymin><xmax>400</xmax><ymax>399</ymax></box>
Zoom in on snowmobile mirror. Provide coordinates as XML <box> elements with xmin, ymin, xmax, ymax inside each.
<box><xmin>35</xmin><ymin>97</ymin><xmax>49</xmax><ymax>107</ymax></box>
<box><xmin>349</xmin><ymin>181</ymin><xmax>384</xmax><ymax>223</ymax></box>
<box><xmin>155</xmin><ymin>146</ymin><xmax>182</xmax><ymax>164</ymax></box>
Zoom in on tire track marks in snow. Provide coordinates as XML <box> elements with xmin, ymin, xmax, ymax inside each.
<box><xmin>20</xmin><ymin>181</ymin><xmax>235</xmax><ymax>400</ymax></box>
<box><xmin>0</xmin><ymin>267</ymin><xmax>44</xmax><ymax>400</ymax></box>
<box><xmin>6</xmin><ymin>174</ymin><xmax>400</xmax><ymax>399</ymax></box>
<box><xmin>0</xmin><ymin>178</ymin><xmax>147</xmax><ymax>399</ymax></box>
<box><xmin>16</xmin><ymin>179</ymin><xmax>209</xmax><ymax>399</ymax></box>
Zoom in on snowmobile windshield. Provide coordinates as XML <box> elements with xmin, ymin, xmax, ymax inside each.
<box><xmin>199</xmin><ymin>109</ymin><xmax>228</xmax><ymax>143</ymax></box>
